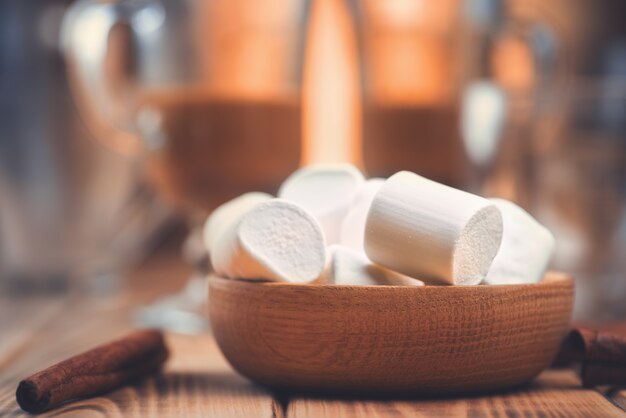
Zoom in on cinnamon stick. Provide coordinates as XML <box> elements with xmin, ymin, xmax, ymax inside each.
<box><xmin>555</xmin><ymin>327</ymin><xmax>626</xmax><ymax>387</ymax></box>
<box><xmin>553</xmin><ymin>327</ymin><xmax>597</xmax><ymax>365</ymax></box>
<box><xmin>16</xmin><ymin>329</ymin><xmax>168</xmax><ymax>413</ymax></box>
<box><xmin>582</xmin><ymin>362</ymin><xmax>626</xmax><ymax>387</ymax></box>
<box><xmin>584</xmin><ymin>329</ymin><xmax>626</xmax><ymax>364</ymax></box>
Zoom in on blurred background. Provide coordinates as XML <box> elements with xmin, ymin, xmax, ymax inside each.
<box><xmin>1</xmin><ymin>0</ymin><xmax>625</xmax><ymax>322</ymax></box>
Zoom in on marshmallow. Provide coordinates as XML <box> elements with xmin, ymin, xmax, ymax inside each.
<box><xmin>483</xmin><ymin>199</ymin><xmax>555</xmax><ymax>285</ymax></box>
<box><xmin>278</xmin><ymin>164</ymin><xmax>365</xmax><ymax>244</ymax></box>
<box><xmin>365</xmin><ymin>171</ymin><xmax>503</xmax><ymax>285</ymax></box>
<box><xmin>211</xmin><ymin>198</ymin><xmax>327</xmax><ymax>283</ymax></box>
<box><xmin>203</xmin><ymin>192</ymin><xmax>272</xmax><ymax>256</ymax></box>
<box><xmin>339</xmin><ymin>178</ymin><xmax>385</xmax><ymax>252</ymax></box>
<box><xmin>322</xmin><ymin>245</ymin><xmax>423</xmax><ymax>286</ymax></box>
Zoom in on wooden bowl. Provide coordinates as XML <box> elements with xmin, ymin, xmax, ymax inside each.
<box><xmin>209</xmin><ymin>272</ymin><xmax>573</xmax><ymax>395</ymax></box>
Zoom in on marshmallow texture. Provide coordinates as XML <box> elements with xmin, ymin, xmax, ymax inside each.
<box><xmin>211</xmin><ymin>198</ymin><xmax>327</xmax><ymax>283</ymax></box>
<box><xmin>203</xmin><ymin>192</ymin><xmax>272</xmax><ymax>256</ymax></box>
<box><xmin>483</xmin><ymin>199</ymin><xmax>555</xmax><ymax>285</ymax></box>
<box><xmin>322</xmin><ymin>245</ymin><xmax>423</xmax><ymax>286</ymax></box>
<box><xmin>340</xmin><ymin>178</ymin><xmax>385</xmax><ymax>252</ymax></box>
<box><xmin>278</xmin><ymin>164</ymin><xmax>365</xmax><ymax>244</ymax></box>
<box><xmin>365</xmin><ymin>171</ymin><xmax>503</xmax><ymax>285</ymax></box>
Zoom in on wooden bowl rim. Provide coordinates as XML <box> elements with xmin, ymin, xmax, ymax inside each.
<box><xmin>209</xmin><ymin>271</ymin><xmax>571</xmax><ymax>291</ymax></box>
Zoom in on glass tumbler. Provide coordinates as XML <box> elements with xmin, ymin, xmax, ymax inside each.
<box><xmin>63</xmin><ymin>0</ymin><xmax>311</xmax><ymax>220</ymax></box>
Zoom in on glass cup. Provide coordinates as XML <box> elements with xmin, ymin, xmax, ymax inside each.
<box><xmin>523</xmin><ymin>85</ymin><xmax>626</xmax><ymax>321</ymax></box>
<box><xmin>0</xmin><ymin>1</ymin><xmax>169</xmax><ymax>294</ymax></box>
<box><xmin>61</xmin><ymin>0</ymin><xmax>311</xmax><ymax>331</ymax></box>
<box><xmin>62</xmin><ymin>0</ymin><xmax>311</xmax><ymax>220</ymax></box>
<box><xmin>350</xmin><ymin>0</ymin><xmax>560</xmax><ymax>191</ymax></box>
<box><xmin>465</xmin><ymin>0</ymin><xmax>626</xmax><ymax>321</ymax></box>
<box><xmin>350</xmin><ymin>0</ymin><xmax>470</xmax><ymax>187</ymax></box>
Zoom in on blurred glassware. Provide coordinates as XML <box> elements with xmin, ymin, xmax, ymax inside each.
<box><xmin>353</xmin><ymin>0</ymin><xmax>626</xmax><ymax>321</ymax></box>
<box><xmin>351</xmin><ymin>0</ymin><xmax>470</xmax><ymax>187</ymax></box>
<box><xmin>62</xmin><ymin>0</ymin><xmax>311</xmax><ymax>332</ymax></box>
<box><xmin>350</xmin><ymin>0</ymin><xmax>557</xmax><ymax>190</ymax></box>
<box><xmin>0</xmin><ymin>0</ymin><xmax>170</xmax><ymax>294</ymax></box>
<box><xmin>459</xmin><ymin>0</ymin><xmax>559</xmax><ymax>196</ymax></box>
<box><xmin>528</xmin><ymin>87</ymin><xmax>626</xmax><ymax>322</ymax></box>
<box><xmin>62</xmin><ymin>0</ymin><xmax>310</xmax><ymax>221</ymax></box>
<box><xmin>133</xmin><ymin>226</ymin><xmax>210</xmax><ymax>334</ymax></box>
<box><xmin>463</xmin><ymin>0</ymin><xmax>626</xmax><ymax>321</ymax></box>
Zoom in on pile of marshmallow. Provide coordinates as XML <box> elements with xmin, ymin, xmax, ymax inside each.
<box><xmin>203</xmin><ymin>164</ymin><xmax>555</xmax><ymax>286</ymax></box>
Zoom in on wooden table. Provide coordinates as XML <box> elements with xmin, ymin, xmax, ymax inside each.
<box><xmin>1</xmin><ymin>238</ymin><xmax>626</xmax><ymax>418</ymax></box>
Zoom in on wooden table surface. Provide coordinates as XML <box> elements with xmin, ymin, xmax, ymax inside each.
<box><xmin>1</xmin><ymin>237</ymin><xmax>625</xmax><ymax>418</ymax></box>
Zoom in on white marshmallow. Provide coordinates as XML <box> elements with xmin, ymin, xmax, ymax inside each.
<box><xmin>278</xmin><ymin>164</ymin><xmax>365</xmax><ymax>244</ymax></box>
<box><xmin>483</xmin><ymin>199</ymin><xmax>555</xmax><ymax>285</ymax></box>
<box><xmin>365</xmin><ymin>171</ymin><xmax>503</xmax><ymax>286</ymax></box>
<box><xmin>211</xmin><ymin>198</ymin><xmax>327</xmax><ymax>283</ymax></box>
<box><xmin>203</xmin><ymin>192</ymin><xmax>272</xmax><ymax>256</ymax></box>
<box><xmin>322</xmin><ymin>245</ymin><xmax>423</xmax><ymax>286</ymax></box>
<box><xmin>340</xmin><ymin>178</ymin><xmax>385</xmax><ymax>252</ymax></box>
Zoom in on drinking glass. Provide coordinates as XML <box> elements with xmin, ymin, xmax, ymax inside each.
<box><xmin>0</xmin><ymin>0</ymin><xmax>168</xmax><ymax>294</ymax></box>
<box><xmin>62</xmin><ymin>0</ymin><xmax>311</xmax><ymax>331</ymax></box>
<box><xmin>350</xmin><ymin>0</ymin><xmax>469</xmax><ymax>187</ymax></box>
<box><xmin>523</xmin><ymin>86</ymin><xmax>626</xmax><ymax>321</ymax></box>
<box><xmin>63</xmin><ymin>0</ymin><xmax>310</xmax><ymax>220</ymax></box>
<box><xmin>466</xmin><ymin>0</ymin><xmax>626</xmax><ymax>321</ymax></box>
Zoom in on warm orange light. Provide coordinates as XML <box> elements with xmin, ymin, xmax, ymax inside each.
<box><xmin>197</xmin><ymin>0</ymin><xmax>303</xmax><ymax>99</ymax></box>
<box><xmin>301</xmin><ymin>0</ymin><xmax>363</xmax><ymax>168</ymax></box>
<box><xmin>360</xmin><ymin>0</ymin><xmax>458</xmax><ymax>105</ymax></box>
<box><xmin>492</xmin><ymin>36</ymin><xmax>535</xmax><ymax>92</ymax></box>
<box><xmin>365</xmin><ymin>35</ymin><xmax>452</xmax><ymax>105</ymax></box>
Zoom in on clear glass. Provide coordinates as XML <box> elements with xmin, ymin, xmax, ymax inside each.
<box><xmin>350</xmin><ymin>0</ymin><xmax>469</xmax><ymax>187</ymax></box>
<box><xmin>351</xmin><ymin>0</ymin><xmax>626</xmax><ymax>322</ymax></box>
<box><xmin>63</xmin><ymin>0</ymin><xmax>311</xmax><ymax>219</ymax></box>
<box><xmin>62</xmin><ymin>0</ymin><xmax>311</xmax><ymax>331</ymax></box>
<box><xmin>523</xmin><ymin>85</ymin><xmax>626</xmax><ymax>321</ymax></box>
<box><xmin>0</xmin><ymin>1</ymin><xmax>168</xmax><ymax>293</ymax></box>
<box><xmin>469</xmin><ymin>0</ymin><xmax>626</xmax><ymax>321</ymax></box>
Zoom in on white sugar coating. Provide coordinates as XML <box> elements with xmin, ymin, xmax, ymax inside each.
<box><xmin>365</xmin><ymin>171</ymin><xmax>503</xmax><ymax>286</ymax></box>
<box><xmin>237</xmin><ymin>199</ymin><xmax>327</xmax><ymax>283</ymax></box>
<box><xmin>322</xmin><ymin>245</ymin><xmax>423</xmax><ymax>286</ymax></box>
<box><xmin>278</xmin><ymin>163</ymin><xmax>365</xmax><ymax>244</ymax></box>
<box><xmin>203</xmin><ymin>192</ymin><xmax>272</xmax><ymax>256</ymax></box>
<box><xmin>340</xmin><ymin>178</ymin><xmax>385</xmax><ymax>252</ymax></box>
<box><xmin>483</xmin><ymin>198</ymin><xmax>556</xmax><ymax>285</ymax></box>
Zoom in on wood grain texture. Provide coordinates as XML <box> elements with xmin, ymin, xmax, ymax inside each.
<box><xmin>16</xmin><ymin>335</ymin><xmax>278</xmax><ymax>418</ymax></box>
<box><xmin>2</xmin><ymin>234</ymin><xmax>625</xmax><ymax>417</ymax></box>
<box><xmin>0</xmin><ymin>331</ymin><xmax>278</xmax><ymax>418</ymax></box>
<box><xmin>607</xmin><ymin>388</ymin><xmax>626</xmax><ymax>413</ymax></box>
<box><xmin>0</xmin><ymin>238</ymin><xmax>278</xmax><ymax>418</ymax></box>
<box><xmin>0</xmin><ymin>297</ymin><xmax>65</xmax><ymax>370</ymax></box>
<box><xmin>288</xmin><ymin>370</ymin><xmax>626</xmax><ymax>418</ymax></box>
<box><xmin>0</xmin><ymin>299</ymin><xmax>139</xmax><ymax>417</ymax></box>
<box><xmin>209</xmin><ymin>272</ymin><xmax>573</xmax><ymax>394</ymax></box>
